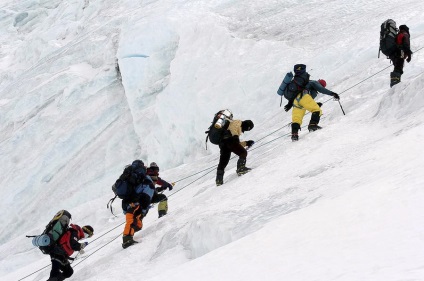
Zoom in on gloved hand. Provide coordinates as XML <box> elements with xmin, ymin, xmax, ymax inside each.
<box><xmin>332</xmin><ymin>93</ymin><xmax>340</xmax><ymax>101</ymax></box>
<box><xmin>167</xmin><ymin>183</ymin><xmax>174</xmax><ymax>191</ymax></box>
<box><xmin>246</xmin><ymin>140</ymin><xmax>255</xmax><ymax>148</ymax></box>
<box><xmin>284</xmin><ymin>100</ymin><xmax>293</xmax><ymax>112</ymax></box>
<box><xmin>80</xmin><ymin>242</ymin><xmax>88</xmax><ymax>253</ymax></box>
<box><xmin>317</xmin><ymin>102</ymin><xmax>323</xmax><ymax>107</ymax></box>
<box><xmin>406</xmin><ymin>55</ymin><xmax>411</xmax><ymax>63</ymax></box>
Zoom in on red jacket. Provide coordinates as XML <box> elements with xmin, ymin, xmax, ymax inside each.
<box><xmin>58</xmin><ymin>224</ymin><xmax>85</xmax><ymax>256</ymax></box>
<box><xmin>146</xmin><ymin>167</ymin><xmax>172</xmax><ymax>192</ymax></box>
<box><xmin>396</xmin><ymin>31</ymin><xmax>412</xmax><ymax>56</ymax></box>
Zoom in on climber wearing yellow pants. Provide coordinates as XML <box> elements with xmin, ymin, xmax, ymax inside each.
<box><xmin>146</xmin><ymin>162</ymin><xmax>175</xmax><ymax>218</ymax></box>
<box><xmin>290</xmin><ymin>79</ymin><xmax>339</xmax><ymax>141</ymax></box>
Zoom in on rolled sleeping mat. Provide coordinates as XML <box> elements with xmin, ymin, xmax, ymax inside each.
<box><xmin>32</xmin><ymin>234</ymin><xmax>51</xmax><ymax>247</ymax></box>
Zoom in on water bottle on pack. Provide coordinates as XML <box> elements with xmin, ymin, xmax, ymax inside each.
<box><xmin>214</xmin><ymin>109</ymin><xmax>233</xmax><ymax>129</ymax></box>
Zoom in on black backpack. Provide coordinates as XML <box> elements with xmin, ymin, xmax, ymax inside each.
<box><xmin>205</xmin><ymin>109</ymin><xmax>233</xmax><ymax>148</ymax></box>
<box><xmin>284</xmin><ymin>64</ymin><xmax>310</xmax><ymax>101</ymax></box>
<box><xmin>29</xmin><ymin>210</ymin><xmax>72</xmax><ymax>255</ymax></box>
<box><xmin>107</xmin><ymin>160</ymin><xmax>147</xmax><ymax>215</ymax></box>
<box><xmin>380</xmin><ymin>19</ymin><xmax>398</xmax><ymax>57</ymax></box>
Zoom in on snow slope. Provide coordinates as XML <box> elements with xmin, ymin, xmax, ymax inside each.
<box><xmin>1</xmin><ymin>0</ymin><xmax>424</xmax><ymax>280</ymax></box>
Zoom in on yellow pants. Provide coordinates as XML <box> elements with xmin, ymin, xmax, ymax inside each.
<box><xmin>292</xmin><ymin>93</ymin><xmax>322</xmax><ymax>125</ymax></box>
<box><xmin>158</xmin><ymin>200</ymin><xmax>168</xmax><ymax>213</ymax></box>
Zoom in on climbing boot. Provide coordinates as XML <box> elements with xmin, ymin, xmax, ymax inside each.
<box><xmin>390</xmin><ymin>71</ymin><xmax>401</xmax><ymax>87</ymax></box>
<box><xmin>308</xmin><ymin>124</ymin><xmax>322</xmax><ymax>132</ymax></box>
<box><xmin>236</xmin><ymin>158</ymin><xmax>251</xmax><ymax>176</ymax></box>
<box><xmin>291</xmin><ymin>122</ymin><xmax>301</xmax><ymax>141</ymax></box>
<box><xmin>122</xmin><ymin>235</ymin><xmax>138</xmax><ymax>249</ymax></box>
<box><xmin>216</xmin><ymin>170</ymin><xmax>224</xmax><ymax>186</ymax></box>
<box><xmin>47</xmin><ymin>273</ymin><xmax>65</xmax><ymax>281</ymax></box>
<box><xmin>308</xmin><ymin>112</ymin><xmax>322</xmax><ymax>132</ymax></box>
<box><xmin>158</xmin><ymin>210</ymin><xmax>167</xmax><ymax>218</ymax></box>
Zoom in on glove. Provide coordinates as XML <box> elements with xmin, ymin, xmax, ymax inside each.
<box><xmin>317</xmin><ymin>102</ymin><xmax>323</xmax><ymax>107</ymax></box>
<box><xmin>332</xmin><ymin>93</ymin><xmax>340</xmax><ymax>101</ymax></box>
<box><xmin>406</xmin><ymin>55</ymin><xmax>411</xmax><ymax>63</ymax></box>
<box><xmin>284</xmin><ymin>100</ymin><xmax>293</xmax><ymax>112</ymax></box>
<box><xmin>80</xmin><ymin>242</ymin><xmax>88</xmax><ymax>252</ymax></box>
<box><xmin>246</xmin><ymin>140</ymin><xmax>255</xmax><ymax>148</ymax></box>
<box><xmin>167</xmin><ymin>183</ymin><xmax>174</xmax><ymax>191</ymax></box>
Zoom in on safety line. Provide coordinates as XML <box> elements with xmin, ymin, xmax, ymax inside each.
<box><xmin>19</xmin><ymin>44</ymin><xmax>423</xmax><ymax>281</ymax></box>
<box><xmin>73</xmin><ymin>233</ymin><xmax>122</xmax><ymax>268</ymax></box>
<box><xmin>250</xmin><ymin>45</ymin><xmax>424</xmax><ymax>149</ymax></box>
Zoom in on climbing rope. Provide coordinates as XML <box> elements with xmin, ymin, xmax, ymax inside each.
<box><xmin>18</xmin><ymin>45</ymin><xmax>423</xmax><ymax>281</ymax></box>
<box><xmin>250</xmin><ymin>45</ymin><xmax>423</xmax><ymax>150</ymax></box>
<box><xmin>73</xmin><ymin>233</ymin><xmax>122</xmax><ymax>268</ymax></box>
<box><xmin>18</xmin><ymin>222</ymin><xmax>125</xmax><ymax>281</ymax></box>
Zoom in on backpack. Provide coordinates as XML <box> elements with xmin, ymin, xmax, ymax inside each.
<box><xmin>107</xmin><ymin>160</ymin><xmax>147</xmax><ymax>215</ymax></box>
<box><xmin>277</xmin><ymin>72</ymin><xmax>293</xmax><ymax>96</ymax></box>
<box><xmin>112</xmin><ymin>179</ymin><xmax>131</xmax><ymax>200</ymax></box>
<box><xmin>380</xmin><ymin>19</ymin><xmax>398</xmax><ymax>57</ymax></box>
<box><xmin>283</xmin><ymin>64</ymin><xmax>310</xmax><ymax>101</ymax></box>
<box><xmin>30</xmin><ymin>210</ymin><xmax>72</xmax><ymax>255</ymax></box>
<box><xmin>205</xmin><ymin>109</ymin><xmax>233</xmax><ymax>148</ymax></box>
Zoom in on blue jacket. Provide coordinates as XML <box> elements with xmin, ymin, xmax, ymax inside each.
<box><xmin>305</xmin><ymin>80</ymin><xmax>334</xmax><ymax>99</ymax></box>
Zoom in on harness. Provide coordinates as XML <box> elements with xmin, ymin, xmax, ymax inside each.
<box><xmin>293</xmin><ymin>90</ymin><xmax>311</xmax><ymax>109</ymax></box>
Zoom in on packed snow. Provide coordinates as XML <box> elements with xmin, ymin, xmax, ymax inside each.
<box><xmin>1</xmin><ymin>0</ymin><xmax>424</xmax><ymax>280</ymax></box>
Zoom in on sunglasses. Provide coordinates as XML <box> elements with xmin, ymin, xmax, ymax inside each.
<box><xmin>82</xmin><ymin>226</ymin><xmax>93</xmax><ymax>238</ymax></box>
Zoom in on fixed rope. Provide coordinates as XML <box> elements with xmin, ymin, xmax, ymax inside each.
<box><xmin>250</xmin><ymin>45</ymin><xmax>423</xmax><ymax>150</ymax></box>
<box><xmin>19</xmin><ymin>44</ymin><xmax>423</xmax><ymax>280</ymax></box>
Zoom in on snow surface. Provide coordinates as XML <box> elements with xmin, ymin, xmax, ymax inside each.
<box><xmin>1</xmin><ymin>0</ymin><xmax>424</xmax><ymax>280</ymax></box>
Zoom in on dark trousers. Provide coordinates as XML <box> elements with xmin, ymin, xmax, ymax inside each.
<box><xmin>391</xmin><ymin>56</ymin><xmax>405</xmax><ymax>74</ymax></box>
<box><xmin>138</xmin><ymin>192</ymin><xmax>153</xmax><ymax>211</ymax></box>
<box><xmin>48</xmin><ymin>258</ymin><xmax>73</xmax><ymax>281</ymax></box>
<box><xmin>137</xmin><ymin>192</ymin><xmax>167</xmax><ymax>217</ymax></box>
<box><xmin>217</xmin><ymin>138</ymin><xmax>247</xmax><ymax>171</ymax></box>
<box><xmin>151</xmin><ymin>192</ymin><xmax>167</xmax><ymax>204</ymax></box>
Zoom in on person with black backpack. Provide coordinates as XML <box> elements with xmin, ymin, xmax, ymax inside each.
<box><xmin>389</xmin><ymin>25</ymin><xmax>412</xmax><ymax>87</ymax></box>
<box><xmin>215</xmin><ymin>118</ymin><xmax>255</xmax><ymax>186</ymax></box>
<box><xmin>47</xmin><ymin>224</ymin><xmax>93</xmax><ymax>281</ymax></box>
<box><xmin>205</xmin><ymin>110</ymin><xmax>254</xmax><ymax>186</ymax></box>
<box><xmin>281</xmin><ymin>65</ymin><xmax>339</xmax><ymax>141</ymax></box>
<box><xmin>119</xmin><ymin>159</ymin><xmax>156</xmax><ymax>249</ymax></box>
<box><xmin>147</xmin><ymin>162</ymin><xmax>174</xmax><ymax>218</ymax></box>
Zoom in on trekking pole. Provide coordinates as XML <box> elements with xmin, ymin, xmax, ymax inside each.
<box><xmin>338</xmin><ymin>100</ymin><xmax>346</xmax><ymax>115</ymax></box>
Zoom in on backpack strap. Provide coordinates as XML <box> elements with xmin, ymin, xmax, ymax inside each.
<box><xmin>205</xmin><ymin>134</ymin><xmax>209</xmax><ymax>150</ymax></box>
<box><xmin>205</xmin><ymin>128</ymin><xmax>211</xmax><ymax>150</ymax></box>
<box><xmin>294</xmin><ymin>73</ymin><xmax>310</xmax><ymax>98</ymax></box>
<box><xmin>106</xmin><ymin>195</ymin><xmax>118</xmax><ymax>217</ymax></box>
<box><xmin>293</xmin><ymin>73</ymin><xmax>309</xmax><ymax>88</ymax></box>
